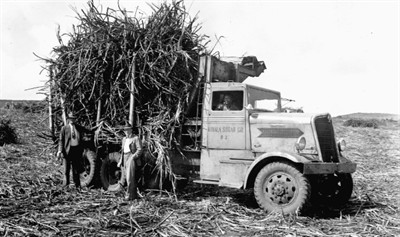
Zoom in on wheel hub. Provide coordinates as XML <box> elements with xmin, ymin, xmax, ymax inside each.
<box><xmin>272</xmin><ymin>182</ymin><xmax>286</xmax><ymax>196</ymax></box>
<box><xmin>265</xmin><ymin>173</ymin><xmax>296</xmax><ymax>204</ymax></box>
<box><xmin>114</xmin><ymin>170</ymin><xmax>121</xmax><ymax>178</ymax></box>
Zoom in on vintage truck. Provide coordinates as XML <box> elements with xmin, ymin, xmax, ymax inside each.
<box><xmin>75</xmin><ymin>55</ymin><xmax>356</xmax><ymax>214</ymax></box>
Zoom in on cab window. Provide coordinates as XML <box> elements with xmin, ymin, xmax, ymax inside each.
<box><xmin>212</xmin><ymin>91</ymin><xmax>244</xmax><ymax>111</ymax></box>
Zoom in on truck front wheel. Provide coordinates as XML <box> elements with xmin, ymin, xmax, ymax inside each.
<box><xmin>310</xmin><ymin>173</ymin><xmax>353</xmax><ymax>207</ymax></box>
<box><xmin>254</xmin><ymin>162</ymin><xmax>310</xmax><ymax>214</ymax></box>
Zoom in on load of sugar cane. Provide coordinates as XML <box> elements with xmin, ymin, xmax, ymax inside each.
<box><xmin>40</xmin><ymin>0</ymin><xmax>209</xmax><ymax>186</ymax></box>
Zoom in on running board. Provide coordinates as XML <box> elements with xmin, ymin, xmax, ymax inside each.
<box><xmin>193</xmin><ymin>179</ymin><xmax>219</xmax><ymax>185</ymax></box>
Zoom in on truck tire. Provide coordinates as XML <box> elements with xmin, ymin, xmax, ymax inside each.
<box><xmin>100</xmin><ymin>152</ymin><xmax>123</xmax><ymax>191</ymax></box>
<box><xmin>254</xmin><ymin>162</ymin><xmax>310</xmax><ymax>214</ymax></box>
<box><xmin>311</xmin><ymin>173</ymin><xmax>353</xmax><ymax>207</ymax></box>
<box><xmin>80</xmin><ymin>149</ymin><xmax>99</xmax><ymax>187</ymax></box>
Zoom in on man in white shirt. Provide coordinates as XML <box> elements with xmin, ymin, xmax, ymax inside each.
<box><xmin>118</xmin><ymin>125</ymin><xmax>143</xmax><ymax>200</ymax></box>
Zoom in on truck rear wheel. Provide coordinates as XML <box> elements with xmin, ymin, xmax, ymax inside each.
<box><xmin>100</xmin><ymin>152</ymin><xmax>123</xmax><ymax>191</ymax></box>
<box><xmin>311</xmin><ymin>173</ymin><xmax>353</xmax><ymax>206</ymax></box>
<box><xmin>254</xmin><ymin>162</ymin><xmax>310</xmax><ymax>214</ymax></box>
<box><xmin>80</xmin><ymin>149</ymin><xmax>98</xmax><ymax>187</ymax></box>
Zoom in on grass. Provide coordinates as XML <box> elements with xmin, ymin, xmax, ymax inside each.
<box><xmin>0</xmin><ymin>110</ymin><xmax>399</xmax><ymax>236</ymax></box>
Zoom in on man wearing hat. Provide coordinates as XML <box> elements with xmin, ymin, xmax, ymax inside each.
<box><xmin>56</xmin><ymin>112</ymin><xmax>89</xmax><ymax>190</ymax></box>
<box><xmin>118</xmin><ymin>125</ymin><xmax>143</xmax><ymax>200</ymax></box>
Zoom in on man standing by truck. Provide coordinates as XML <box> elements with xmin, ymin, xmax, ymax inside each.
<box><xmin>118</xmin><ymin>125</ymin><xmax>143</xmax><ymax>201</ymax></box>
<box><xmin>57</xmin><ymin>113</ymin><xmax>87</xmax><ymax>190</ymax></box>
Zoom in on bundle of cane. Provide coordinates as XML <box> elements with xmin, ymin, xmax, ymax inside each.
<box><xmin>40</xmin><ymin>0</ymin><xmax>209</xmax><ymax>187</ymax></box>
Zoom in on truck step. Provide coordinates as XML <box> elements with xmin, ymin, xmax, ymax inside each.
<box><xmin>193</xmin><ymin>179</ymin><xmax>219</xmax><ymax>185</ymax></box>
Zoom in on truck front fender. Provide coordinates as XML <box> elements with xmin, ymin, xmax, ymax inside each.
<box><xmin>243</xmin><ymin>151</ymin><xmax>311</xmax><ymax>189</ymax></box>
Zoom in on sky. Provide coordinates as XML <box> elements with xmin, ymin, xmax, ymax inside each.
<box><xmin>1</xmin><ymin>0</ymin><xmax>399</xmax><ymax>116</ymax></box>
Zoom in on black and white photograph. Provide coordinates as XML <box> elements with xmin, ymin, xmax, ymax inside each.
<box><xmin>1</xmin><ymin>0</ymin><xmax>399</xmax><ymax>236</ymax></box>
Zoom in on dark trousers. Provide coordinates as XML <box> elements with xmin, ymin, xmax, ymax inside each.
<box><xmin>63</xmin><ymin>146</ymin><xmax>83</xmax><ymax>188</ymax></box>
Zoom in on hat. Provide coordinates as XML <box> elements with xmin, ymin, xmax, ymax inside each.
<box><xmin>67</xmin><ymin>112</ymin><xmax>77</xmax><ymax>119</ymax></box>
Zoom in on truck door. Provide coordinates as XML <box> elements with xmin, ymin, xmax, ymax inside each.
<box><xmin>205</xmin><ymin>90</ymin><xmax>246</xmax><ymax>149</ymax></box>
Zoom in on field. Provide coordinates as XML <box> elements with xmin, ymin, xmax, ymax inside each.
<box><xmin>1</xmin><ymin>108</ymin><xmax>399</xmax><ymax>236</ymax></box>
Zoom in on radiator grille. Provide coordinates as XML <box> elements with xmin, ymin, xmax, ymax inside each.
<box><xmin>314</xmin><ymin>116</ymin><xmax>339</xmax><ymax>162</ymax></box>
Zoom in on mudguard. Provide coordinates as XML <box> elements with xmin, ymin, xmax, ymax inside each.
<box><xmin>243</xmin><ymin>151</ymin><xmax>312</xmax><ymax>189</ymax></box>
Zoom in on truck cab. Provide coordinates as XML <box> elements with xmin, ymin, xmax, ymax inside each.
<box><xmin>200</xmin><ymin>82</ymin><xmax>281</xmax><ymax>184</ymax></box>
<box><xmin>177</xmin><ymin>55</ymin><xmax>357</xmax><ymax>214</ymax></box>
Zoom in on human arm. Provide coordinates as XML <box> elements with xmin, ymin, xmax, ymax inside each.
<box><xmin>216</xmin><ymin>104</ymin><xmax>224</xmax><ymax>110</ymax></box>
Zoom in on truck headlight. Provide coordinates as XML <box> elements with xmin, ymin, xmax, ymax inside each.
<box><xmin>338</xmin><ymin>138</ymin><xmax>346</xmax><ymax>152</ymax></box>
<box><xmin>295</xmin><ymin>136</ymin><xmax>306</xmax><ymax>152</ymax></box>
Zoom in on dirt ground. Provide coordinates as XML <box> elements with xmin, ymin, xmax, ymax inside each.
<box><xmin>1</xmin><ymin>109</ymin><xmax>399</xmax><ymax>236</ymax></box>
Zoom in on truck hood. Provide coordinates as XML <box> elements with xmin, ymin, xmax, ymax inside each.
<box><xmin>248</xmin><ymin>112</ymin><xmax>332</xmax><ymax>157</ymax></box>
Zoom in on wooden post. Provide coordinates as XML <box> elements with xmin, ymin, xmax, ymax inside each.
<box><xmin>129</xmin><ymin>55</ymin><xmax>136</xmax><ymax>126</ymax></box>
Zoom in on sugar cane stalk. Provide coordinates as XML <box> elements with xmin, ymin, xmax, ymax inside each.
<box><xmin>60</xmin><ymin>95</ymin><xmax>67</xmax><ymax>126</ymax></box>
<box><xmin>48</xmin><ymin>65</ymin><xmax>55</xmax><ymax>141</ymax></box>
<box><xmin>129</xmin><ymin>55</ymin><xmax>136</xmax><ymax>126</ymax></box>
<box><xmin>96</xmin><ymin>83</ymin><xmax>102</xmax><ymax>126</ymax></box>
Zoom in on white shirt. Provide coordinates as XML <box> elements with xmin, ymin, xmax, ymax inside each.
<box><xmin>70</xmin><ymin>124</ymin><xmax>79</xmax><ymax>146</ymax></box>
<box><xmin>123</xmin><ymin>137</ymin><xmax>134</xmax><ymax>153</ymax></box>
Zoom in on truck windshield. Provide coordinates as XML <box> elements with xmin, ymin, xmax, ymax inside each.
<box><xmin>247</xmin><ymin>86</ymin><xmax>281</xmax><ymax>112</ymax></box>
